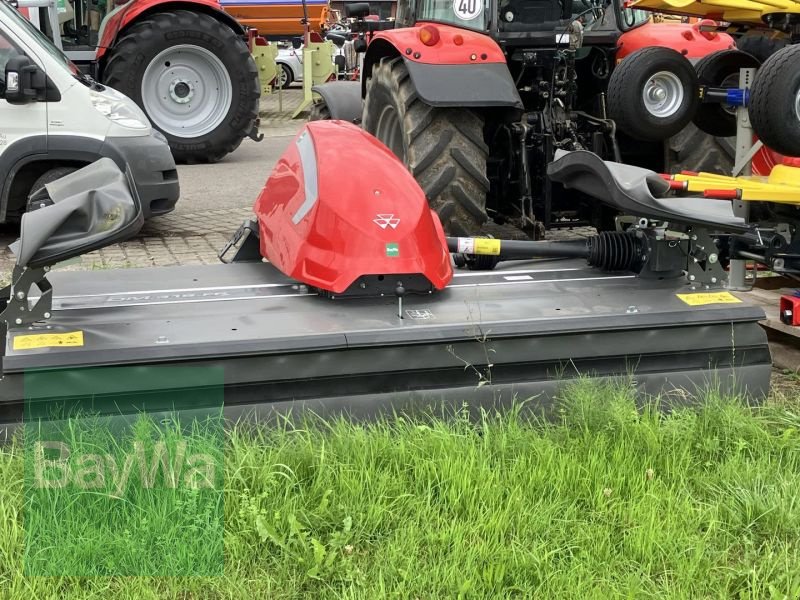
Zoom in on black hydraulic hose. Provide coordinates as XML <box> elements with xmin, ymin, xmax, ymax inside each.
<box><xmin>737</xmin><ymin>250</ymin><xmax>767</xmax><ymax>263</ymax></box>
<box><xmin>446</xmin><ymin>237</ymin><xmax>589</xmax><ymax>260</ymax></box>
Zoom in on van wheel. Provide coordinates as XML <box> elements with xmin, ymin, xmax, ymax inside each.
<box><xmin>27</xmin><ymin>167</ymin><xmax>76</xmax><ymax>211</ymax></box>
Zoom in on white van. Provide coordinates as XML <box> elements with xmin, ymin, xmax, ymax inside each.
<box><xmin>0</xmin><ymin>0</ymin><xmax>179</xmax><ymax>223</ymax></box>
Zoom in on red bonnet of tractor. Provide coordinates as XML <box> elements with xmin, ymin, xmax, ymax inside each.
<box><xmin>252</xmin><ymin>121</ymin><xmax>454</xmax><ymax>296</ymax></box>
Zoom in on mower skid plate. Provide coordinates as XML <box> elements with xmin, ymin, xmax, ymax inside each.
<box><xmin>0</xmin><ymin>260</ymin><xmax>771</xmax><ymax>426</ymax></box>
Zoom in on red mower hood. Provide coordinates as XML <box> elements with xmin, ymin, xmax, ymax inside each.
<box><xmin>253</xmin><ymin>121</ymin><xmax>453</xmax><ymax>295</ymax></box>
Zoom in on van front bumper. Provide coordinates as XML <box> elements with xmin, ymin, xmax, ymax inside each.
<box><xmin>101</xmin><ymin>131</ymin><xmax>180</xmax><ymax>218</ymax></box>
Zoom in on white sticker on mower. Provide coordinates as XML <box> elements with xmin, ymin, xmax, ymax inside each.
<box><xmin>453</xmin><ymin>0</ymin><xmax>482</xmax><ymax>21</ymax></box>
<box><xmin>457</xmin><ymin>238</ymin><xmax>475</xmax><ymax>254</ymax></box>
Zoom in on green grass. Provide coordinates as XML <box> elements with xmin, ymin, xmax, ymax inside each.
<box><xmin>1</xmin><ymin>380</ymin><xmax>800</xmax><ymax>598</ymax></box>
<box><xmin>23</xmin><ymin>412</ymin><xmax>224</xmax><ymax>578</ymax></box>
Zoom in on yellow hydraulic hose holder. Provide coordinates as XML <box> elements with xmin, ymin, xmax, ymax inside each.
<box><xmin>662</xmin><ymin>157</ymin><xmax>800</xmax><ymax>204</ymax></box>
<box><xmin>630</xmin><ymin>0</ymin><xmax>800</xmax><ymax>27</ymax></box>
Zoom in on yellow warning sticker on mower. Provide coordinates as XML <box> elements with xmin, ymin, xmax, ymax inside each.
<box><xmin>456</xmin><ymin>237</ymin><xmax>502</xmax><ymax>255</ymax></box>
<box><xmin>474</xmin><ymin>239</ymin><xmax>502</xmax><ymax>255</ymax></box>
<box><xmin>676</xmin><ymin>292</ymin><xmax>742</xmax><ymax>306</ymax></box>
<box><xmin>12</xmin><ymin>331</ymin><xmax>84</xmax><ymax>351</ymax></box>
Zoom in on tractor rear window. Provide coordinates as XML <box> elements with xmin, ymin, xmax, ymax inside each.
<box><xmin>416</xmin><ymin>0</ymin><xmax>491</xmax><ymax>31</ymax></box>
<box><xmin>498</xmin><ymin>0</ymin><xmax>567</xmax><ymax>31</ymax></box>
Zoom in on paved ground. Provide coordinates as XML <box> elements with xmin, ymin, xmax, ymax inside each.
<box><xmin>0</xmin><ymin>88</ymin><xmax>308</xmax><ymax>282</ymax></box>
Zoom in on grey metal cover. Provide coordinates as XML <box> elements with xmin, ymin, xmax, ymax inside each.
<box><xmin>548</xmin><ymin>150</ymin><xmax>749</xmax><ymax>232</ymax></box>
<box><xmin>9</xmin><ymin>159</ymin><xmax>143</xmax><ymax>269</ymax></box>
<box><xmin>0</xmin><ymin>260</ymin><xmax>771</xmax><ymax>425</ymax></box>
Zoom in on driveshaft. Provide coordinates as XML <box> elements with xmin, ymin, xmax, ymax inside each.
<box><xmin>447</xmin><ymin>231</ymin><xmax>646</xmax><ymax>272</ymax></box>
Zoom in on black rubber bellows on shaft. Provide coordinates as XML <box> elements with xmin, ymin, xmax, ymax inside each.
<box><xmin>587</xmin><ymin>232</ymin><xmax>645</xmax><ymax>272</ymax></box>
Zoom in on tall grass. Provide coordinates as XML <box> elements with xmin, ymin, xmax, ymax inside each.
<box><xmin>0</xmin><ymin>380</ymin><xmax>799</xmax><ymax>598</ymax></box>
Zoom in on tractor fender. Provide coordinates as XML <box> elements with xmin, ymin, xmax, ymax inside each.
<box><xmin>401</xmin><ymin>59</ymin><xmax>523</xmax><ymax>108</ymax></box>
<box><xmin>312</xmin><ymin>81</ymin><xmax>363</xmax><ymax>122</ymax></box>
<box><xmin>363</xmin><ymin>26</ymin><xmax>522</xmax><ymax>109</ymax></box>
<box><xmin>616</xmin><ymin>21</ymin><xmax>735</xmax><ymax>62</ymax></box>
<box><xmin>97</xmin><ymin>0</ymin><xmax>246</xmax><ymax>60</ymax></box>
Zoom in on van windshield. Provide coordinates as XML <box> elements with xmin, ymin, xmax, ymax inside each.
<box><xmin>0</xmin><ymin>0</ymin><xmax>79</xmax><ymax>76</ymax></box>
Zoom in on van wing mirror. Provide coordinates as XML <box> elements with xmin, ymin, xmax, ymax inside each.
<box><xmin>4</xmin><ymin>55</ymin><xmax>46</xmax><ymax>105</ymax></box>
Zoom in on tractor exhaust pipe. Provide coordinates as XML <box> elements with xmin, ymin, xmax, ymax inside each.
<box><xmin>447</xmin><ymin>231</ymin><xmax>645</xmax><ymax>273</ymax></box>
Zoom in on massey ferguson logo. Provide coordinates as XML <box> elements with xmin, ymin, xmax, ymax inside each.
<box><xmin>374</xmin><ymin>214</ymin><xmax>400</xmax><ymax>230</ymax></box>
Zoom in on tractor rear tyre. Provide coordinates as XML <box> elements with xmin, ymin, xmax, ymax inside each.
<box><xmin>608</xmin><ymin>47</ymin><xmax>699</xmax><ymax>142</ymax></box>
<box><xmin>668</xmin><ymin>123</ymin><xmax>735</xmax><ymax>175</ymax></box>
<box><xmin>692</xmin><ymin>50</ymin><xmax>760</xmax><ymax>137</ymax></box>
<box><xmin>735</xmin><ymin>34</ymin><xmax>787</xmax><ymax>63</ymax></box>
<box><xmin>309</xmin><ymin>100</ymin><xmax>331</xmax><ymax>121</ymax></box>
<box><xmin>362</xmin><ymin>56</ymin><xmax>489</xmax><ymax>236</ymax></box>
<box><xmin>749</xmin><ymin>45</ymin><xmax>800</xmax><ymax>158</ymax></box>
<box><xmin>104</xmin><ymin>10</ymin><xmax>260</xmax><ymax>164</ymax></box>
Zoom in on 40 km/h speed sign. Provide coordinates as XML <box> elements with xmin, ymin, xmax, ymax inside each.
<box><xmin>453</xmin><ymin>0</ymin><xmax>482</xmax><ymax>20</ymax></box>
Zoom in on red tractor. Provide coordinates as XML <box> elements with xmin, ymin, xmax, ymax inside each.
<box><xmin>312</xmin><ymin>1</ymin><xmax>745</xmax><ymax>236</ymax></box>
<box><xmin>23</xmin><ymin>0</ymin><xmax>261</xmax><ymax>163</ymax></box>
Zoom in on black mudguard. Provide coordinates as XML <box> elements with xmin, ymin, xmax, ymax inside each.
<box><xmin>312</xmin><ymin>81</ymin><xmax>363</xmax><ymax>122</ymax></box>
<box><xmin>403</xmin><ymin>60</ymin><xmax>523</xmax><ymax>109</ymax></box>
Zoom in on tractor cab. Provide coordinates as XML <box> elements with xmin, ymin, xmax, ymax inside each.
<box><xmin>23</xmin><ymin>0</ymin><xmax>110</xmax><ymax>56</ymax></box>
<box><xmin>394</xmin><ymin>0</ymin><xmax>649</xmax><ymax>43</ymax></box>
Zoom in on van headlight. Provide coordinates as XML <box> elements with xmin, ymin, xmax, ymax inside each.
<box><xmin>90</xmin><ymin>92</ymin><xmax>149</xmax><ymax>130</ymax></box>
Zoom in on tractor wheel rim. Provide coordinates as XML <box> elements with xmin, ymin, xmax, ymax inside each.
<box><xmin>375</xmin><ymin>105</ymin><xmax>406</xmax><ymax>163</ymax></box>
<box><xmin>141</xmin><ymin>44</ymin><xmax>232</xmax><ymax>138</ymax></box>
<box><xmin>642</xmin><ymin>71</ymin><xmax>684</xmax><ymax>119</ymax></box>
<box><xmin>795</xmin><ymin>87</ymin><xmax>800</xmax><ymax>123</ymax></box>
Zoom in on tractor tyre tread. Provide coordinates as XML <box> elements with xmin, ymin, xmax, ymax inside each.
<box><xmin>668</xmin><ymin>123</ymin><xmax>735</xmax><ymax>174</ymax></box>
<box><xmin>735</xmin><ymin>35</ymin><xmax>788</xmax><ymax>63</ymax></box>
<box><xmin>309</xmin><ymin>101</ymin><xmax>331</xmax><ymax>121</ymax></box>
<box><xmin>363</xmin><ymin>57</ymin><xmax>488</xmax><ymax>235</ymax></box>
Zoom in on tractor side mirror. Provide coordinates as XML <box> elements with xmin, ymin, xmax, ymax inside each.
<box><xmin>291</xmin><ymin>37</ymin><xmax>302</xmax><ymax>49</ymax></box>
<box><xmin>326</xmin><ymin>32</ymin><xmax>347</xmax><ymax>47</ymax></box>
<box><xmin>345</xmin><ymin>2</ymin><xmax>370</xmax><ymax>19</ymax></box>
<box><xmin>4</xmin><ymin>55</ymin><xmax>46</xmax><ymax>105</ymax></box>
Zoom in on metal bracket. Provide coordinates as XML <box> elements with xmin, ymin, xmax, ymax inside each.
<box><xmin>0</xmin><ymin>266</ymin><xmax>53</xmax><ymax>328</ymax></box>
<box><xmin>685</xmin><ymin>229</ymin><xmax>728</xmax><ymax>289</ymax></box>
<box><xmin>218</xmin><ymin>220</ymin><xmax>262</xmax><ymax>264</ymax></box>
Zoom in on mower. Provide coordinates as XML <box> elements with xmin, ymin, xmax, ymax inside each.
<box><xmin>0</xmin><ymin>121</ymin><xmax>780</xmax><ymax>430</ymax></box>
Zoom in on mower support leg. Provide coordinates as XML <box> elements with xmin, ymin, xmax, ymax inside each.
<box><xmin>729</xmin><ymin>67</ymin><xmax>758</xmax><ymax>290</ymax></box>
